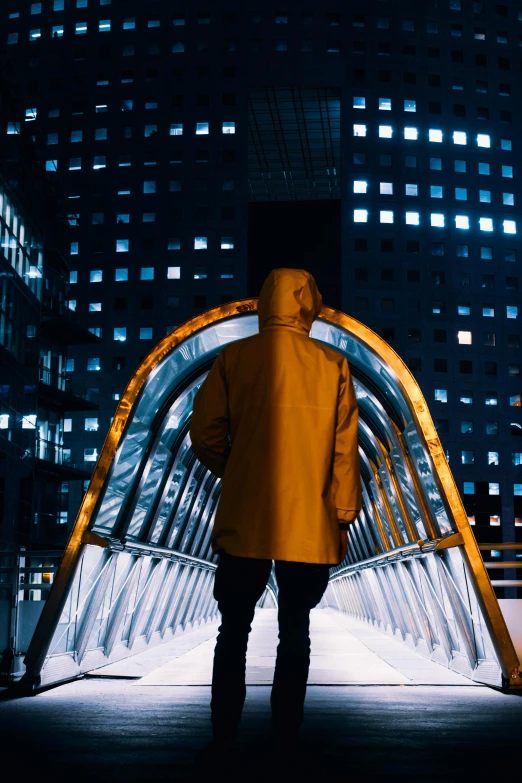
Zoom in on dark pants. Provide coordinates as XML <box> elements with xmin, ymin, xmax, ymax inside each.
<box><xmin>211</xmin><ymin>552</ymin><xmax>330</xmax><ymax>739</ymax></box>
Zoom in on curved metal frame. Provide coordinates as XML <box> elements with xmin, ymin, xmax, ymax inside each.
<box><xmin>23</xmin><ymin>300</ymin><xmax>521</xmax><ymax>689</ymax></box>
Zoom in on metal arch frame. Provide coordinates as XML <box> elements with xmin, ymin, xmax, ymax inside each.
<box><xmin>23</xmin><ymin>299</ymin><xmax>520</xmax><ymax>688</ymax></box>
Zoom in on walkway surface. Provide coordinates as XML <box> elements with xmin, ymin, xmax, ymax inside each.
<box><xmin>90</xmin><ymin>608</ymin><xmax>477</xmax><ymax>686</ymax></box>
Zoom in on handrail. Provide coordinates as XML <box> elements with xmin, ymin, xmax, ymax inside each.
<box><xmin>330</xmin><ymin>537</ymin><xmax>442</xmax><ymax>581</ymax></box>
<box><xmin>82</xmin><ymin>531</ymin><xmax>217</xmax><ymax>571</ymax></box>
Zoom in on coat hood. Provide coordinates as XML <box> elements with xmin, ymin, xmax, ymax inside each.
<box><xmin>257</xmin><ymin>268</ymin><xmax>323</xmax><ymax>334</ymax></box>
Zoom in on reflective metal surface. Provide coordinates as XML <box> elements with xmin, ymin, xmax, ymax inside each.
<box><xmin>23</xmin><ymin>302</ymin><xmax>521</xmax><ymax>690</ymax></box>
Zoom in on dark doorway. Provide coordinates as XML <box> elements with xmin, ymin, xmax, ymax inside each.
<box><xmin>247</xmin><ymin>200</ymin><xmax>342</xmax><ymax>310</ymax></box>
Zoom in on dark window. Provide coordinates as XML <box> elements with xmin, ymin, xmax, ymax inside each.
<box><xmin>195</xmin><ymin>206</ymin><xmax>209</xmax><ymax>220</ymax></box>
<box><xmin>453</xmin><ymin>104</ymin><xmax>466</xmax><ymax>117</ymax></box>
<box><xmin>353</xmin><ymin>41</ymin><xmax>365</xmax><ymax>54</ymax></box>
<box><xmin>408</xmin><ymin>299</ymin><xmax>421</xmax><ymax>314</ymax></box>
<box><xmin>197</xmin><ymin>66</ymin><xmax>210</xmax><ymax>77</ymax></box>
<box><xmin>408</xmin><ymin>357</ymin><xmax>422</xmax><ymax>371</ymax></box>
<box><xmin>434</xmin><ymin>358</ymin><xmax>448</xmax><ymax>372</ymax></box>
<box><xmin>428</xmin><ymin>47</ymin><xmax>440</xmax><ymax>58</ymax></box>
<box><xmin>172</xmin><ymin>67</ymin><xmax>185</xmax><ymax>79</ymax></box>
<box><xmin>197</xmin><ymin>93</ymin><xmax>210</xmax><ymax>106</ymax></box>
<box><xmin>428</xmin><ymin>74</ymin><xmax>441</xmax><ymax>87</ymax></box>
<box><xmin>381</xmin><ymin>269</ymin><xmax>394</xmax><ymax>281</ymax></box>
<box><xmin>355</xmin><ymin>296</ymin><xmax>369</xmax><ymax>311</ymax></box>
<box><xmin>404</xmin><ymin>72</ymin><xmax>416</xmax><ymax>84</ymax></box>
<box><xmin>500</xmin><ymin>110</ymin><xmax>512</xmax><ymax>123</ymax></box>
<box><xmin>433</xmin><ymin>271</ymin><xmax>445</xmax><ymax>285</ymax></box>
<box><xmin>193</xmin><ymin>295</ymin><xmax>207</xmax><ymax>308</ymax></box>
<box><xmin>429</xmin><ymin>101</ymin><xmax>442</xmax><ymax>114</ymax></box>
<box><xmin>382</xmin><ymin>326</ymin><xmax>395</xmax><ymax>340</ymax></box>
<box><xmin>433</xmin><ymin>329</ymin><xmax>447</xmax><ymax>343</ymax></box>
<box><xmin>435</xmin><ymin>418</ymin><xmax>449</xmax><ymax>432</ymax></box>
<box><xmin>141</xmin><ymin>237</ymin><xmax>155</xmax><ymax>251</ymax></box>
<box><xmin>167</xmin><ymin>296</ymin><xmax>179</xmax><ymax>309</ymax></box>
<box><xmin>355</xmin><ymin>238</ymin><xmax>368</xmax><ymax>252</ymax></box>
<box><xmin>171</xmin><ymin>94</ymin><xmax>184</xmax><ymax>107</ymax></box>
<box><xmin>451</xmin><ymin>50</ymin><xmax>464</xmax><ymax>64</ymax></box>
<box><xmin>380</xmin><ymin>154</ymin><xmax>392</xmax><ymax>166</ymax></box>
<box><xmin>482</xmin><ymin>275</ymin><xmax>495</xmax><ymax>289</ymax></box>
<box><xmin>485</xmin><ymin>361</ymin><xmax>498</xmax><ymax>376</ymax></box>
<box><xmin>476</xmin><ymin>54</ymin><xmax>487</xmax><ymax>67</ymax></box>
<box><xmin>222</xmin><ymin>149</ymin><xmax>236</xmax><ymax>162</ymax></box>
<box><xmin>140</xmin><ymin>296</ymin><xmax>154</xmax><ymax>310</ymax></box>
<box><xmin>407</xmin><ymin>270</ymin><xmax>420</xmax><ymax>283</ymax></box>
<box><xmin>114</xmin><ymin>297</ymin><xmax>127</xmax><ymax>310</ymax></box>
<box><xmin>458</xmin><ymin>273</ymin><xmax>470</xmax><ymax>286</ymax></box>
<box><xmin>477</xmin><ymin>106</ymin><xmax>489</xmax><ymax>120</ymax></box>
<box><xmin>431</xmin><ymin>243</ymin><xmax>444</xmax><ymax>256</ymax></box>
<box><xmin>381</xmin><ymin>239</ymin><xmax>394</xmax><ymax>253</ymax></box>
<box><xmin>113</xmin><ymin>357</ymin><xmax>126</xmax><ymax>371</ymax></box>
<box><xmin>498</xmin><ymin>57</ymin><xmax>510</xmax><ymax>71</ymax></box>
<box><xmin>223</xmin><ymin>66</ymin><xmax>236</xmax><ymax>78</ymax></box>
<box><xmin>378</xmin><ymin>43</ymin><xmax>391</xmax><ymax>56</ymax></box>
<box><xmin>499</xmin><ymin>83</ymin><xmax>511</xmax><ymax>96</ymax></box>
<box><xmin>508</xmin><ymin>334</ymin><xmax>520</xmax><ymax>348</ymax></box>
<box><xmin>460</xmin><ymin>360</ymin><xmax>473</xmax><ymax>374</ymax></box>
<box><xmin>381</xmin><ymin>298</ymin><xmax>395</xmax><ymax>312</ymax></box>
<box><xmin>355</xmin><ymin>268</ymin><xmax>368</xmax><ymax>281</ymax></box>
<box><xmin>378</xmin><ymin>69</ymin><xmax>391</xmax><ymax>82</ymax></box>
<box><xmin>506</xmin><ymin>277</ymin><xmax>518</xmax><ymax>290</ymax></box>
<box><xmin>408</xmin><ymin>328</ymin><xmax>421</xmax><ymax>341</ymax></box>
<box><xmin>407</xmin><ymin>241</ymin><xmax>420</xmax><ymax>253</ymax></box>
<box><xmin>403</xmin><ymin>45</ymin><xmax>416</xmax><ymax>56</ymax></box>
<box><xmin>353</xmin><ymin>68</ymin><xmax>366</xmax><ymax>82</ymax></box>
<box><xmin>222</xmin><ymin>206</ymin><xmax>235</xmax><ymax>220</ymax></box>
<box><xmin>222</xmin><ymin>93</ymin><xmax>236</xmax><ymax>105</ymax></box>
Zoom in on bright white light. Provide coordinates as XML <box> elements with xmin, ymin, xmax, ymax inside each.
<box><xmin>22</xmin><ymin>414</ymin><xmax>37</xmax><ymax>430</ymax></box>
<box><xmin>380</xmin><ymin>210</ymin><xmax>394</xmax><ymax>223</ymax></box>
<box><xmin>404</xmin><ymin>127</ymin><xmax>418</xmax><ymax>140</ymax></box>
<box><xmin>28</xmin><ymin>265</ymin><xmax>42</xmax><ymax>278</ymax></box>
<box><xmin>353</xmin><ymin>180</ymin><xmax>368</xmax><ymax>193</ymax></box>
<box><xmin>458</xmin><ymin>330</ymin><xmax>472</xmax><ymax>345</ymax></box>
<box><xmin>353</xmin><ymin>97</ymin><xmax>366</xmax><ymax>109</ymax></box>
<box><xmin>353</xmin><ymin>124</ymin><xmax>366</xmax><ymax>137</ymax></box>
<box><xmin>379</xmin><ymin>125</ymin><xmax>392</xmax><ymax>138</ymax></box>
<box><xmin>353</xmin><ymin>209</ymin><xmax>368</xmax><ymax>223</ymax></box>
<box><xmin>196</xmin><ymin>122</ymin><xmax>209</xmax><ymax>135</ymax></box>
<box><xmin>455</xmin><ymin>215</ymin><xmax>469</xmax><ymax>229</ymax></box>
<box><xmin>453</xmin><ymin>131</ymin><xmax>467</xmax><ymax>145</ymax></box>
<box><xmin>379</xmin><ymin>98</ymin><xmax>392</xmax><ymax>111</ymax></box>
<box><xmin>503</xmin><ymin>220</ymin><xmax>517</xmax><ymax>234</ymax></box>
<box><xmin>405</xmin><ymin>212</ymin><xmax>419</xmax><ymax>225</ymax></box>
<box><xmin>0</xmin><ymin>414</ymin><xmax>9</xmax><ymax>429</ymax></box>
<box><xmin>380</xmin><ymin>182</ymin><xmax>393</xmax><ymax>194</ymax></box>
<box><xmin>405</xmin><ymin>184</ymin><xmax>418</xmax><ymax>196</ymax></box>
<box><xmin>480</xmin><ymin>217</ymin><xmax>493</xmax><ymax>232</ymax></box>
<box><xmin>477</xmin><ymin>133</ymin><xmax>491</xmax><ymax>148</ymax></box>
<box><xmin>429</xmin><ymin>129</ymin><xmax>443</xmax><ymax>143</ymax></box>
<box><xmin>431</xmin><ymin>213</ymin><xmax>445</xmax><ymax>227</ymax></box>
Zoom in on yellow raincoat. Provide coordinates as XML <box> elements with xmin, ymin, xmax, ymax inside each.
<box><xmin>190</xmin><ymin>268</ymin><xmax>361</xmax><ymax>565</ymax></box>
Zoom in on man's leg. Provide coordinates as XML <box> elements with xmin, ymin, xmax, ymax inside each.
<box><xmin>211</xmin><ymin>552</ymin><xmax>272</xmax><ymax>740</ymax></box>
<box><xmin>271</xmin><ymin>561</ymin><xmax>330</xmax><ymax>736</ymax></box>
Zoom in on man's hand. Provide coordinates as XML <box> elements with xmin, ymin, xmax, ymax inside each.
<box><xmin>339</xmin><ymin>529</ymin><xmax>348</xmax><ymax>563</ymax></box>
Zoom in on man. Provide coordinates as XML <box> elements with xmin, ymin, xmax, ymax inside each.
<box><xmin>190</xmin><ymin>267</ymin><xmax>361</xmax><ymax>749</ymax></box>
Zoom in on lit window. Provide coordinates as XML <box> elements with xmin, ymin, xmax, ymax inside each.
<box><xmin>140</xmin><ymin>327</ymin><xmax>153</xmax><ymax>340</ymax></box>
<box><xmin>468</xmin><ymin>516</ymin><xmax>476</xmax><ymax>525</ymax></box>
<box><xmin>507</xmin><ymin>306</ymin><xmax>518</xmax><ymax>319</ymax></box>
<box><xmin>485</xmin><ymin>394</ymin><xmax>498</xmax><ymax>406</ymax></box>
<box><xmin>70</xmin><ymin>242</ymin><xmax>79</xmax><ymax>255</ymax></box>
<box><xmin>463</xmin><ymin>482</ymin><xmax>475</xmax><ymax>494</ymax></box>
<box><xmin>453</xmin><ymin>131</ymin><xmax>467</xmax><ymax>145</ymax></box>
<box><xmin>379</xmin><ymin>125</ymin><xmax>393</xmax><ymax>138</ymax></box>
<box><xmin>513</xmin><ymin>453</ymin><xmax>522</xmax><ymax>466</ymax></box>
<box><xmin>502</xmin><ymin>165</ymin><xmax>513</xmax><ymax>178</ymax></box>
<box><xmin>7</xmin><ymin>32</ymin><xmax>19</xmax><ymax>44</ymax></box>
<box><xmin>87</xmin><ymin>358</ymin><xmax>101</xmax><ymax>371</ymax></box>
<box><xmin>404</xmin><ymin>127</ymin><xmax>418</xmax><ymax>140</ymax></box>
<box><xmin>170</xmin><ymin>123</ymin><xmax>183</xmax><ymax>136</ymax></box>
<box><xmin>434</xmin><ymin>389</ymin><xmax>447</xmax><ymax>402</ymax></box>
<box><xmin>479</xmin><ymin>217</ymin><xmax>493</xmax><ymax>232</ymax></box>
<box><xmin>430</xmin><ymin>185</ymin><xmax>443</xmax><ymax>198</ymax></box>
<box><xmin>45</xmin><ymin>160</ymin><xmax>58</xmax><ymax>172</ymax></box>
<box><xmin>167</xmin><ymin>266</ymin><xmax>181</xmax><ymax>279</ymax></box>
<box><xmin>353</xmin><ymin>97</ymin><xmax>366</xmax><ymax>109</ymax></box>
<box><xmin>115</xmin><ymin>268</ymin><xmax>128</xmax><ymax>281</ymax></box>
<box><xmin>353</xmin><ymin>181</ymin><xmax>368</xmax><ymax>193</ymax></box>
<box><xmin>353</xmin><ymin>124</ymin><xmax>367</xmax><ymax>137</ymax></box>
<box><xmin>489</xmin><ymin>483</ymin><xmax>500</xmax><ymax>496</ymax></box>
<box><xmin>460</xmin><ymin>393</ymin><xmax>473</xmax><ymax>404</ymax></box>
<box><xmin>478</xmin><ymin>162</ymin><xmax>490</xmax><ymax>175</ymax></box>
<box><xmin>380</xmin><ymin>211</ymin><xmax>394</xmax><ymax>223</ymax></box>
<box><xmin>455</xmin><ymin>215</ymin><xmax>469</xmax><ymax>229</ymax></box>
<box><xmin>22</xmin><ymin>415</ymin><xmax>37</xmax><ymax>430</ymax></box>
<box><xmin>458</xmin><ymin>305</ymin><xmax>471</xmax><ymax>316</ymax></box>
<box><xmin>140</xmin><ymin>267</ymin><xmax>154</xmax><ymax>280</ymax></box>
<box><xmin>404</xmin><ymin>99</ymin><xmax>416</xmax><ymax>112</ymax></box>
<box><xmin>379</xmin><ymin>98</ymin><xmax>392</xmax><ymax>110</ymax></box>
<box><xmin>431</xmin><ymin>213</ymin><xmax>445</xmax><ymax>227</ymax></box>
<box><xmin>483</xmin><ymin>307</ymin><xmax>494</xmax><ymax>317</ymax></box>
<box><xmin>75</xmin><ymin>22</ymin><xmax>87</xmax><ymax>34</ymax></box>
<box><xmin>196</xmin><ymin>122</ymin><xmax>209</xmax><ymax>135</ymax></box>
<box><xmin>405</xmin><ymin>212</ymin><xmax>419</xmax><ymax>225</ymax></box>
<box><xmin>89</xmin><ymin>303</ymin><xmax>102</xmax><ymax>312</ymax></box>
<box><xmin>29</xmin><ymin>29</ymin><xmax>42</xmax><ymax>41</ymax></box>
<box><xmin>503</xmin><ymin>193</ymin><xmax>514</xmax><ymax>206</ymax></box>
<box><xmin>479</xmin><ymin>190</ymin><xmax>491</xmax><ymax>203</ymax></box>
<box><xmin>66</xmin><ymin>359</ymin><xmax>74</xmax><ymax>373</ymax></box>
<box><xmin>515</xmin><ymin>484</ymin><xmax>522</xmax><ymax>495</ymax></box>
<box><xmin>113</xmin><ymin>327</ymin><xmax>127</xmax><ymax>342</ymax></box>
<box><xmin>477</xmin><ymin>133</ymin><xmax>491</xmax><ymax>148</ymax></box>
<box><xmin>380</xmin><ymin>182</ymin><xmax>393</xmax><ymax>194</ymax></box>
<box><xmin>221</xmin><ymin>237</ymin><xmax>234</xmax><ymax>249</ymax></box>
<box><xmin>144</xmin><ymin>125</ymin><xmax>157</xmax><ymax>137</ymax></box>
<box><xmin>194</xmin><ymin>266</ymin><xmax>207</xmax><ymax>279</ymax></box>
<box><xmin>503</xmin><ymin>220</ymin><xmax>516</xmax><ymax>234</ymax></box>
<box><xmin>52</xmin><ymin>25</ymin><xmax>63</xmax><ymax>37</ymax></box>
<box><xmin>69</xmin><ymin>158</ymin><xmax>82</xmax><ymax>170</ymax></box>
<box><xmin>90</xmin><ymin>270</ymin><xmax>103</xmax><ymax>283</ymax></box>
<box><xmin>168</xmin><ymin>238</ymin><xmax>181</xmax><ymax>251</ymax></box>
<box><xmin>84</xmin><ymin>448</ymin><xmax>99</xmax><ymax>463</ymax></box>
<box><xmin>222</xmin><ymin>121</ymin><xmax>235</xmax><ymax>134</ymax></box>
<box><xmin>99</xmin><ymin>20</ymin><xmax>111</xmax><ymax>32</ymax></box>
<box><xmin>501</xmin><ymin>138</ymin><xmax>512</xmax><ymax>150</ymax></box>
<box><xmin>405</xmin><ymin>184</ymin><xmax>418</xmax><ymax>196</ymax></box>
<box><xmin>116</xmin><ymin>239</ymin><xmax>129</xmax><ymax>252</ymax></box>
<box><xmin>458</xmin><ymin>331</ymin><xmax>472</xmax><ymax>344</ymax></box>
<box><xmin>489</xmin><ymin>515</ymin><xmax>501</xmax><ymax>526</ymax></box>
<box><xmin>354</xmin><ymin>210</ymin><xmax>368</xmax><ymax>223</ymax></box>
<box><xmin>93</xmin><ymin>155</ymin><xmax>106</xmax><ymax>170</ymax></box>
<box><xmin>194</xmin><ymin>236</ymin><xmax>208</xmax><ymax>249</ymax></box>
<box><xmin>85</xmin><ymin>418</ymin><xmax>99</xmax><ymax>432</ymax></box>
<box><xmin>510</xmin><ymin>395</ymin><xmax>521</xmax><ymax>407</ymax></box>
<box><xmin>461</xmin><ymin>450</ymin><xmax>474</xmax><ymax>465</ymax></box>
<box><xmin>68</xmin><ymin>300</ymin><xmax>77</xmax><ymax>312</ymax></box>
<box><xmin>429</xmin><ymin>129</ymin><xmax>443</xmax><ymax>142</ymax></box>
<box><xmin>143</xmin><ymin>181</ymin><xmax>156</xmax><ymax>193</ymax></box>
<box><xmin>123</xmin><ymin>18</ymin><xmax>135</xmax><ymax>29</ymax></box>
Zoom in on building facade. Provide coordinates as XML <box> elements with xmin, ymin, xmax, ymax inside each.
<box><xmin>2</xmin><ymin>0</ymin><xmax>521</xmax><ymax>596</ymax></box>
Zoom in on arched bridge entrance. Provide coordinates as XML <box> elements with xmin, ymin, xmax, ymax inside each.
<box><xmin>23</xmin><ymin>302</ymin><xmax>521</xmax><ymax>691</ymax></box>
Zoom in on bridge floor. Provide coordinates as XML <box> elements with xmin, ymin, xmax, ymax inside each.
<box><xmin>90</xmin><ymin>608</ymin><xmax>477</xmax><ymax>686</ymax></box>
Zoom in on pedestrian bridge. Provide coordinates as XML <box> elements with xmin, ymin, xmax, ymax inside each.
<box><xmin>23</xmin><ymin>302</ymin><xmax>521</xmax><ymax>691</ymax></box>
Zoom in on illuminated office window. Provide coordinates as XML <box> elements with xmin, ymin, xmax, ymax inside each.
<box><xmin>99</xmin><ymin>20</ymin><xmax>111</xmax><ymax>31</ymax></box>
<box><xmin>113</xmin><ymin>327</ymin><xmax>127</xmax><ymax>342</ymax></box>
<box><xmin>431</xmin><ymin>213</ymin><xmax>445</xmax><ymax>227</ymax></box>
<box><xmin>460</xmin><ymin>393</ymin><xmax>473</xmax><ymax>404</ymax></box>
<box><xmin>379</xmin><ymin>125</ymin><xmax>392</xmax><ymax>138</ymax></box>
<box><xmin>503</xmin><ymin>220</ymin><xmax>516</xmax><ymax>234</ymax></box>
<box><xmin>485</xmin><ymin>393</ymin><xmax>498</xmax><ymax>406</ymax></box>
<box><xmin>89</xmin><ymin>303</ymin><xmax>102</xmax><ymax>312</ymax></box>
<box><xmin>222</xmin><ymin>121</ymin><xmax>235</xmax><ymax>134</ymax></box>
<box><xmin>75</xmin><ymin>22</ymin><xmax>87</xmax><ymax>34</ymax></box>
<box><xmin>503</xmin><ymin>193</ymin><xmax>514</xmax><ymax>206</ymax></box>
<box><xmin>167</xmin><ymin>266</ymin><xmax>181</xmax><ymax>279</ymax></box>
<box><xmin>405</xmin><ymin>184</ymin><xmax>418</xmax><ymax>196</ymax></box>
<box><xmin>477</xmin><ymin>133</ymin><xmax>491</xmax><ymax>148</ymax></box>
<box><xmin>353</xmin><ymin>209</ymin><xmax>368</xmax><ymax>222</ymax></box>
<box><xmin>143</xmin><ymin>181</ymin><xmax>156</xmax><ymax>193</ymax></box>
<box><xmin>353</xmin><ymin>124</ymin><xmax>367</xmax><ymax>136</ymax></box>
<box><xmin>479</xmin><ymin>217</ymin><xmax>493</xmax><ymax>231</ymax></box>
<box><xmin>70</xmin><ymin>242</ymin><xmax>79</xmax><ymax>255</ymax></box>
<box><xmin>379</xmin><ymin>98</ymin><xmax>392</xmax><ymax>110</ymax></box>
<box><xmin>502</xmin><ymin>165</ymin><xmax>513</xmax><ymax>178</ymax></box>
<box><xmin>69</xmin><ymin>158</ymin><xmax>82</xmax><ymax>170</ymax></box>
<box><xmin>221</xmin><ymin>237</ymin><xmax>234</xmax><ymax>249</ymax></box>
<box><xmin>405</xmin><ymin>212</ymin><xmax>419</xmax><ymax>225</ymax></box>
<box><xmin>52</xmin><ymin>26</ymin><xmax>63</xmax><ymax>37</ymax></box>
<box><xmin>170</xmin><ymin>123</ymin><xmax>183</xmax><ymax>135</ymax></box>
<box><xmin>489</xmin><ymin>515</ymin><xmax>501</xmax><ymax>526</ymax></box>
<box><xmin>46</xmin><ymin>160</ymin><xmax>58</xmax><ymax>172</ymax></box>
<box><xmin>194</xmin><ymin>237</ymin><xmax>208</xmax><ymax>249</ymax></box>
<box><xmin>29</xmin><ymin>29</ymin><xmax>41</xmax><ymax>40</ymax></box>
<box><xmin>431</xmin><ymin>185</ymin><xmax>443</xmax><ymax>198</ymax></box>
<box><xmin>404</xmin><ymin>99</ymin><xmax>416</xmax><ymax>112</ymax></box>
<box><xmin>513</xmin><ymin>453</ymin><xmax>522</xmax><ymax>466</ymax></box>
<box><xmin>116</xmin><ymin>239</ymin><xmax>129</xmax><ymax>252</ymax></box>
<box><xmin>115</xmin><ymin>268</ymin><xmax>128</xmax><ymax>281</ymax></box>
<box><xmin>140</xmin><ymin>328</ymin><xmax>153</xmax><ymax>340</ymax></box>
<box><xmin>380</xmin><ymin>182</ymin><xmax>393</xmax><ymax>194</ymax></box>
<box><xmin>93</xmin><ymin>156</ymin><xmax>106</xmax><ymax>169</ymax></box>
<box><xmin>458</xmin><ymin>331</ymin><xmax>472</xmax><ymax>344</ymax></box>
<box><xmin>463</xmin><ymin>482</ymin><xmax>475</xmax><ymax>495</ymax></box>
<box><xmin>458</xmin><ymin>304</ymin><xmax>471</xmax><ymax>316</ymax></box>
<box><xmin>478</xmin><ymin>162</ymin><xmax>490</xmax><ymax>175</ymax></box>
<box><xmin>434</xmin><ymin>389</ymin><xmax>447</xmax><ymax>402</ymax></box>
<box><xmin>196</xmin><ymin>122</ymin><xmax>209</xmax><ymax>135</ymax></box>
<box><xmin>194</xmin><ymin>266</ymin><xmax>207</xmax><ymax>279</ymax></box>
<box><xmin>453</xmin><ymin>131</ymin><xmax>467</xmax><ymax>145</ymax></box>
<box><xmin>514</xmin><ymin>484</ymin><xmax>522</xmax><ymax>495</ymax></box>
<box><xmin>461</xmin><ymin>450</ymin><xmax>474</xmax><ymax>465</ymax></box>
<box><xmin>168</xmin><ymin>238</ymin><xmax>181</xmax><ymax>251</ymax></box>
<box><xmin>140</xmin><ymin>267</ymin><xmax>154</xmax><ymax>280</ymax></box>
<box><xmin>488</xmin><ymin>452</ymin><xmax>499</xmax><ymax>466</ymax></box>
<box><xmin>404</xmin><ymin>127</ymin><xmax>418</xmax><ymax>140</ymax></box>
<box><xmin>85</xmin><ymin>418</ymin><xmax>99</xmax><ymax>432</ymax></box>
<box><xmin>507</xmin><ymin>306</ymin><xmax>518</xmax><ymax>319</ymax></box>
<box><xmin>380</xmin><ymin>211</ymin><xmax>394</xmax><ymax>223</ymax></box>
<box><xmin>501</xmin><ymin>138</ymin><xmax>512</xmax><ymax>150</ymax></box>
<box><xmin>510</xmin><ymin>395</ymin><xmax>521</xmax><ymax>407</ymax></box>
<box><xmin>429</xmin><ymin>129</ymin><xmax>443</xmax><ymax>142</ymax></box>
<box><xmin>90</xmin><ymin>270</ymin><xmax>103</xmax><ymax>283</ymax></box>
<box><xmin>353</xmin><ymin>181</ymin><xmax>368</xmax><ymax>193</ymax></box>
<box><xmin>479</xmin><ymin>190</ymin><xmax>491</xmax><ymax>203</ymax></box>
<box><xmin>353</xmin><ymin>97</ymin><xmax>366</xmax><ymax>109</ymax></box>
<box><xmin>489</xmin><ymin>482</ymin><xmax>500</xmax><ymax>496</ymax></box>
<box><xmin>87</xmin><ymin>358</ymin><xmax>101</xmax><ymax>371</ymax></box>
<box><xmin>123</xmin><ymin>18</ymin><xmax>135</xmax><ymax>29</ymax></box>
<box><xmin>455</xmin><ymin>215</ymin><xmax>469</xmax><ymax>229</ymax></box>
<box><xmin>483</xmin><ymin>306</ymin><xmax>494</xmax><ymax>317</ymax></box>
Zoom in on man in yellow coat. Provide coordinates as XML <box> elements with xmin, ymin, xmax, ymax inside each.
<box><xmin>190</xmin><ymin>267</ymin><xmax>361</xmax><ymax>747</ymax></box>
